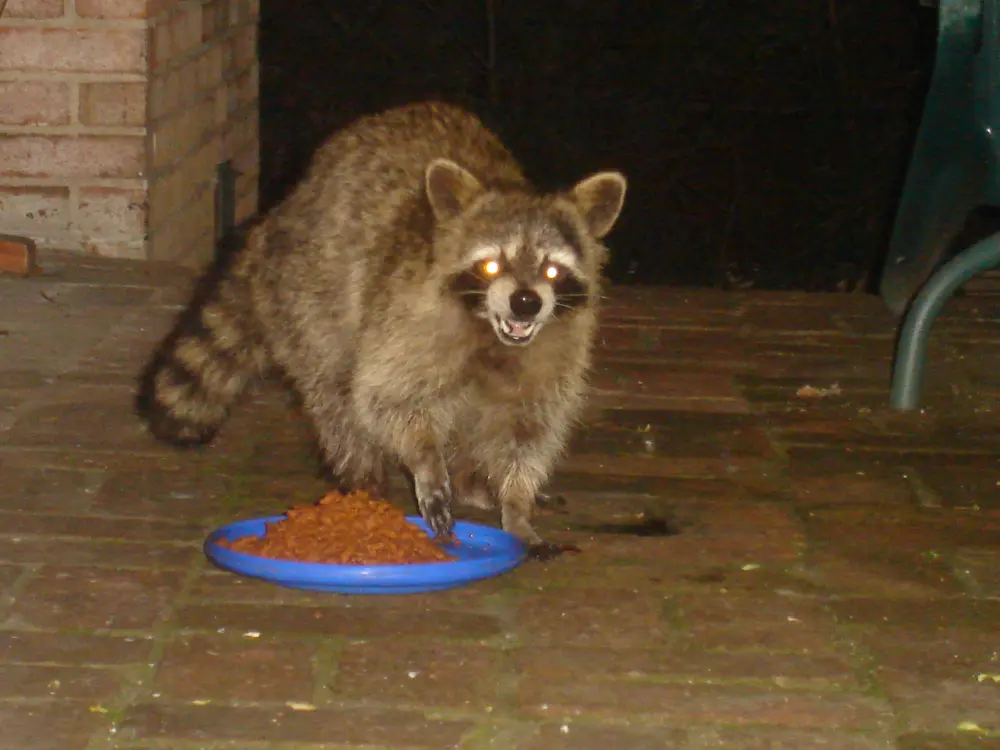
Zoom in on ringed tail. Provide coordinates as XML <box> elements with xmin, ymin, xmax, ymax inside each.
<box><xmin>136</xmin><ymin>270</ymin><xmax>262</xmax><ymax>446</ymax></box>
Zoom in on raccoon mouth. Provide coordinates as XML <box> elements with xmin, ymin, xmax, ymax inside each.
<box><xmin>492</xmin><ymin>315</ymin><xmax>539</xmax><ymax>345</ymax></box>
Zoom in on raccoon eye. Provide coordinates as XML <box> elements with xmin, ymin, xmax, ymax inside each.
<box><xmin>544</xmin><ymin>264</ymin><xmax>560</xmax><ymax>280</ymax></box>
<box><xmin>481</xmin><ymin>259</ymin><xmax>501</xmax><ymax>276</ymax></box>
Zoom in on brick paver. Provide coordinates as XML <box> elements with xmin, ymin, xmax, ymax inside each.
<box><xmin>2</xmin><ymin>251</ymin><xmax>999</xmax><ymax>749</ymax></box>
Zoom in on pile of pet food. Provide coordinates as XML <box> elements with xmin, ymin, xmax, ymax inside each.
<box><xmin>220</xmin><ymin>490</ymin><xmax>455</xmax><ymax>565</ymax></box>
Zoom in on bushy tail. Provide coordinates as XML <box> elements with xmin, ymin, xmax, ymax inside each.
<box><xmin>137</xmin><ymin>265</ymin><xmax>263</xmax><ymax>446</ymax></box>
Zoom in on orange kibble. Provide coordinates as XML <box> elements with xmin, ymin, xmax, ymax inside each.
<box><xmin>220</xmin><ymin>490</ymin><xmax>455</xmax><ymax>565</ymax></box>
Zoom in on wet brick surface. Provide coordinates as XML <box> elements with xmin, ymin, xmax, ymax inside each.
<box><xmin>1</xmin><ymin>251</ymin><xmax>999</xmax><ymax>749</ymax></box>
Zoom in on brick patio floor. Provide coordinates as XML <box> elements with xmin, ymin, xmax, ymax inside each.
<box><xmin>1</xmin><ymin>251</ymin><xmax>999</xmax><ymax>750</ymax></box>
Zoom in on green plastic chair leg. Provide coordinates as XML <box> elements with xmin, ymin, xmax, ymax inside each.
<box><xmin>881</xmin><ymin>161</ymin><xmax>982</xmax><ymax>316</ymax></box>
<box><xmin>891</xmin><ymin>231</ymin><xmax>1000</xmax><ymax>410</ymax></box>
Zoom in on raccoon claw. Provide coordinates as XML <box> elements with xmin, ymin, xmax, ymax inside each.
<box><xmin>416</xmin><ymin>482</ymin><xmax>454</xmax><ymax>538</ymax></box>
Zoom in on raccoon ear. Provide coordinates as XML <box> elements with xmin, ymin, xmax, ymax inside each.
<box><xmin>424</xmin><ymin>159</ymin><xmax>485</xmax><ymax>222</ymax></box>
<box><xmin>570</xmin><ymin>171</ymin><xmax>627</xmax><ymax>239</ymax></box>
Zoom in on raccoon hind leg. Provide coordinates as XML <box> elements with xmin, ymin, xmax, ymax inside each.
<box><xmin>450</xmin><ymin>456</ymin><xmax>494</xmax><ymax>511</ymax></box>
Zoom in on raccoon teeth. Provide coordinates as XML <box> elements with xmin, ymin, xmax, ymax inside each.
<box><xmin>500</xmin><ymin>319</ymin><xmax>535</xmax><ymax>338</ymax></box>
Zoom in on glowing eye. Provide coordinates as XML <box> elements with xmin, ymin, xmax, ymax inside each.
<box><xmin>483</xmin><ymin>260</ymin><xmax>500</xmax><ymax>276</ymax></box>
<box><xmin>544</xmin><ymin>265</ymin><xmax>560</xmax><ymax>280</ymax></box>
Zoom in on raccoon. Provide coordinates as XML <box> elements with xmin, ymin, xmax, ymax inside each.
<box><xmin>137</xmin><ymin>101</ymin><xmax>626</xmax><ymax>549</ymax></box>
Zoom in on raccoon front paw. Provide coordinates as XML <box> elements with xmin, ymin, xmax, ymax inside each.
<box><xmin>415</xmin><ymin>479</ymin><xmax>455</xmax><ymax>538</ymax></box>
<box><xmin>500</xmin><ymin>509</ymin><xmax>543</xmax><ymax>546</ymax></box>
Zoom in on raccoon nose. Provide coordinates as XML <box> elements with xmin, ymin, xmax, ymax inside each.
<box><xmin>509</xmin><ymin>288</ymin><xmax>542</xmax><ymax>319</ymax></box>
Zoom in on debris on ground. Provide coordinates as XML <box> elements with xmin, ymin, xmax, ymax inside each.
<box><xmin>795</xmin><ymin>383</ymin><xmax>843</xmax><ymax>398</ymax></box>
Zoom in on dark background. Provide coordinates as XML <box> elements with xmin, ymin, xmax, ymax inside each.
<box><xmin>258</xmin><ymin>0</ymin><xmax>938</xmax><ymax>290</ymax></box>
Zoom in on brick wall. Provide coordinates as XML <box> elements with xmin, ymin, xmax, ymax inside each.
<box><xmin>0</xmin><ymin>0</ymin><xmax>259</xmax><ymax>264</ymax></box>
<box><xmin>146</xmin><ymin>0</ymin><xmax>259</xmax><ymax>262</ymax></box>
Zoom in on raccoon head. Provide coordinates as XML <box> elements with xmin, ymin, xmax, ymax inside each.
<box><xmin>427</xmin><ymin>159</ymin><xmax>627</xmax><ymax>347</ymax></box>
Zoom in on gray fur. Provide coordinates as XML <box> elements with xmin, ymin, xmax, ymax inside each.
<box><xmin>137</xmin><ymin>102</ymin><xmax>626</xmax><ymax>545</ymax></box>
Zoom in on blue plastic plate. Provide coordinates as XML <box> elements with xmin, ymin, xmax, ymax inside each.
<box><xmin>204</xmin><ymin>515</ymin><xmax>527</xmax><ymax>594</ymax></box>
